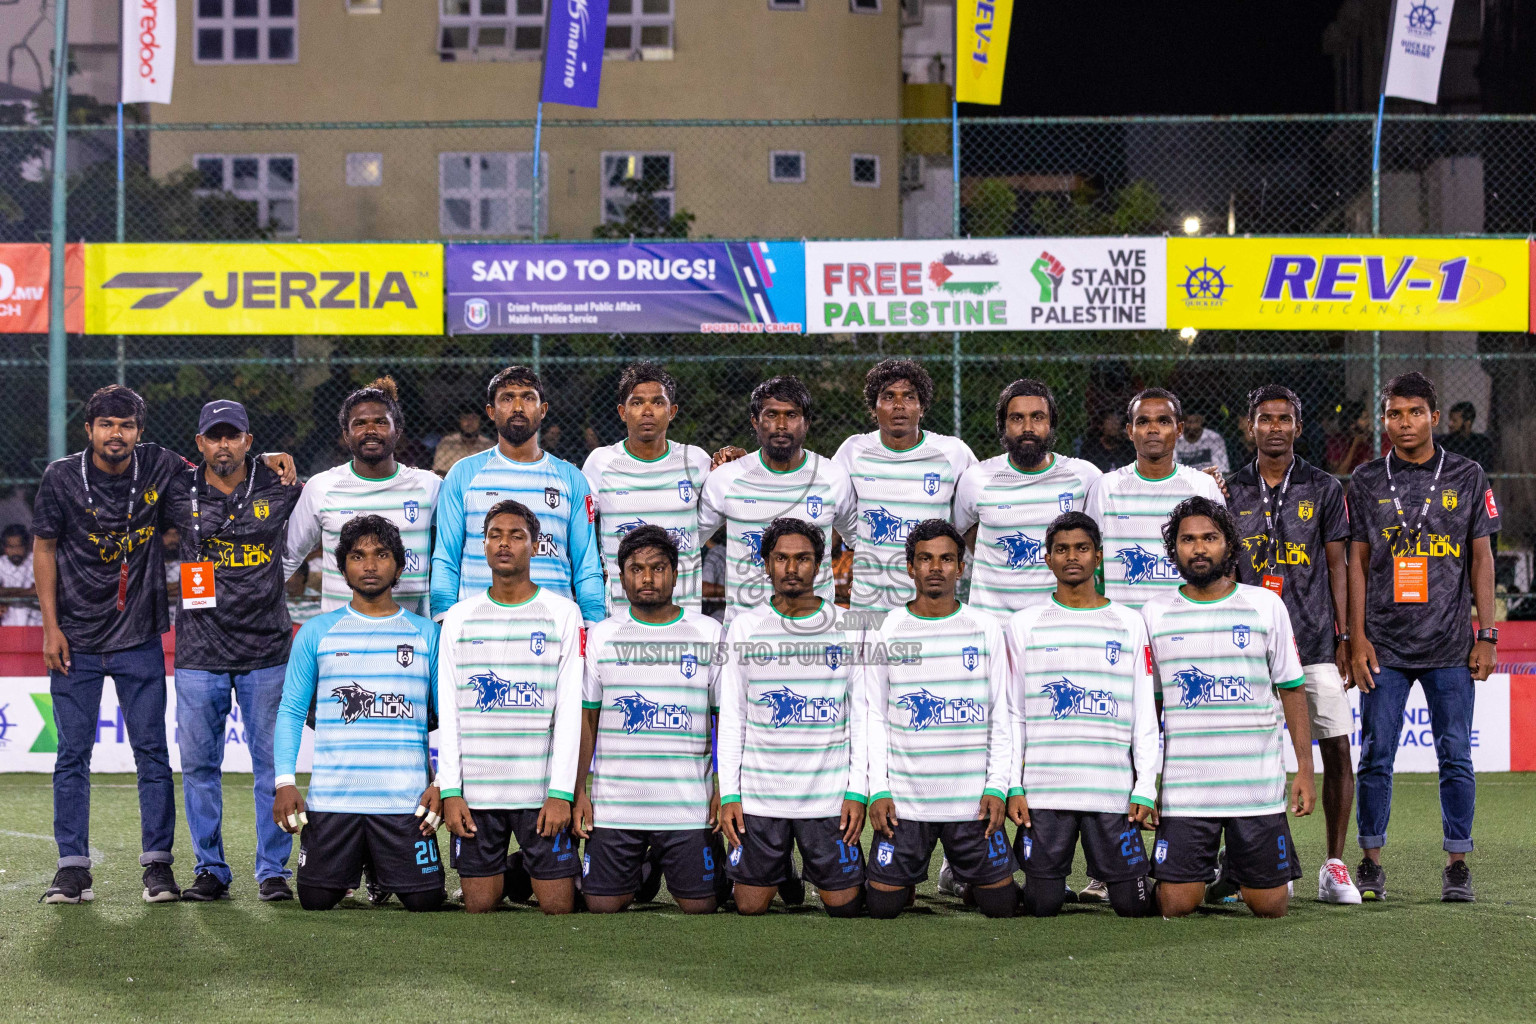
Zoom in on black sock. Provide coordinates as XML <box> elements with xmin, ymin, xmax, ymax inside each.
<box><xmin>823</xmin><ymin>890</ymin><xmax>866</xmax><ymax>918</ymax></box>
<box><xmin>1024</xmin><ymin>875</ymin><xmax>1067</xmax><ymax>918</ymax></box>
<box><xmin>972</xmin><ymin>881</ymin><xmax>1020</xmax><ymax>919</ymax></box>
<box><xmin>297</xmin><ymin>884</ymin><xmax>345</xmax><ymax>911</ymax></box>
<box><xmin>864</xmin><ymin>886</ymin><xmax>909</xmax><ymax>919</ymax></box>
<box><xmin>1108</xmin><ymin>877</ymin><xmax>1154</xmax><ymax>918</ymax></box>
<box><xmin>398</xmin><ymin>888</ymin><xmax>446</xmax><ymax>913</ymax></box>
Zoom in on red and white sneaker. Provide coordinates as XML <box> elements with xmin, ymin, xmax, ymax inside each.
<box><xmin>1318</xmin><ymin>858</ymin><xmax>1362</xmax><ymax>904</ymax></box>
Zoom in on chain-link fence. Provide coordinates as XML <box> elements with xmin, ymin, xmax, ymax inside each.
<box><xmin>4</xmin><ymin>112</ymin><xmax>1536</xmax><ymax>612</ymax></box>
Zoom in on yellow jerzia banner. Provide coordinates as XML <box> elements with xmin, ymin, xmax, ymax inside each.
<box><xmin>1167</xmin><ymin>237</ymin><xmax>1528</xmax><ymax>332</ymax></box>
<box><xmin>956</xmin><ymin>0</ymin><xmax>1014</xmax><ymax>106</ymax></box>
<box><xmin>85</xmin><ymin>243</ymin><xmax>444</xmax><ymax>334</ymax></box>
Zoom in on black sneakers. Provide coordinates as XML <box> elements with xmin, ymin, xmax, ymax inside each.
<box><xmin>1356</xmin><ymin>858</ymin><xmax>1386</xmax><ymax>901</ymax></box>
<box><xmin>1442</xmin><ymin>861</ymin><xmax>1475</xmax><ymax>902</ymax></box>
<box><xmin>181</xmin><ymin>872</ymin><xmax>230</xmax><ymax>902</ymax></box>
<box><xmin>142</xmin><ymin>863</ymin><xmax>181</xmax><ymax>903</ymax></box>
<box><xmin>40</xmin><ymin>866</ymin><xmax>94</xmax><ymax>904</ymax></box>
<box><xmin>259</xmin><ymin>877</ymin><xmax>294</xmax><ymax>902</ymax></box>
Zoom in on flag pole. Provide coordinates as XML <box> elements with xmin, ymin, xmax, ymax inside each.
<box><xmin>47</xmin><ymin>0</ymin><xmax>71</xmax><ymax>461</ymax></box>
<box><xmin>1369</xmin><ymin>0</ymin><xmax>1398</xmax><ymax>461</ymax></box>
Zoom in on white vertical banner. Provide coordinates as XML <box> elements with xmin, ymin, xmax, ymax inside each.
<box><xmin>1383</xmin><ymin>0</ymin><xmax>1452</xmax><ymax>104</ymax></box>
<box><xmin>120</xmin><ymin>0</ymin><xmax>176</xmax><ymax>105</ymax></box>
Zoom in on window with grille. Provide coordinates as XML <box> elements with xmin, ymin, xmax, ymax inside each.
<box><xmin>440</xmin><ymin>152</ymin><xmax>549</xmax><ymax>236</ymax></box>
<box><xmin>194</xmin><ymin>153</ymin><xmax>299</xmax><ymax>235</ymax></box>
<box><xmin>194</xmin><ymin>0</ymin><xmax>298</xmax><ymax>64</ymax></box>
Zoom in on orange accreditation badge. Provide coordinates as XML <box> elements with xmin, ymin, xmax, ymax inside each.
<box><xmin>1392</xmin><ymin>557</ymin><xmax>1428</xmax><ymax>603</ymax></box>
<box><xmin>180</xmin><ymin>560</ymin><xmax>217</xmax><ymax>609</ymax></box>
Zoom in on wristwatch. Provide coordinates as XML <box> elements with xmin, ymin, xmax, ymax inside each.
<box><xmin>1334</xmin><ymin>631</ymin><xmax>1350</xmax><ymax>644</ymax></box>
<box><xmin>1476</xmin><ymin>627</ymin><xmax>1498</xmax><ymax>646</ymax></box>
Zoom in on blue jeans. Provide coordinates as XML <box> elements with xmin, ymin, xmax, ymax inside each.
<box><xmin>50</xmin><ymin>637</ymin><xmax>175</xmax><ymax>869</ymax></box>
<box><xmin>1357</xmin><ymin>665</ymin><xmax>1476</xmax><ymax>854</ymax></box>
<box><xmin>175</xmin><ymin>665</ymin><xmax>292</xmax><ymax>884</ymax></box>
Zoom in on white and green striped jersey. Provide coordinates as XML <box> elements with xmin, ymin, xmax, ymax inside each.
<box><xmin>716</xmin><ymin>600</ymin><xmax>867</xmax><ymax>818</ymax></box>
<box><xmin>434</xmin><ymin>587</ymin><xmax>585</xmax><ymax>809</ymax></box>
<box><xmin>862</xmin><ymin>604</ymin><xmax>1011</xmax><ymax>823</ymax></box>
<box><xmin>697</xmin><ymin>450</ymin><xmax>857</xmax><ymax>624</ymax></box>
<box><xmin>1084</xmin><ymin>463</ymin><xmax>1225</xmax><ymax>609</ymax></box>
<box><xmin>582</xmin><ymin>441</ymin><xmax>713</xmax><ymax>617</ymax></box>
<box><xmin>1140</xmin><ymin>583</ymin><xmax>1305</xmax><ymax>818</ymax></box>
<box><xmin>282</xmin><ymin>461</ymin><xmax>440</xmax><ymax>617</ymax></box>
<box><xmin>1004</xmin><ymin>598</ymin><xmax>1159</xmax><ymax>814</ymax></box>
<box><xmin>582</xmin><ymin>609</ymin><xmax>723</xmax><ymax>830</ymax></box>
<box><xmin>953</xmin><ymin>453</ymin><xmax>1102</xmax><ymax>618</ymax></box>
<box><xmin>833</xmin><ymin>430</ymin><xmax>977</xmax><ymax>620</ymax></box>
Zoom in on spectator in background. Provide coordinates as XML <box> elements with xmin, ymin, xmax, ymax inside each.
<box><xmin>1326</xmin><ymin>401</ymin><xmax>1376</xmax><ymax>475</ymax></box>
<box><xmin>0</xmin><ymin>485</ymin><xmax>33</xmax><ymax>534</ymax></box>
<box><xmin>0</xmin><ymin>524</ymin><xmax>41</xmax><ymax>626</ymax></box>
<box><xmin>1439</xmin><ymin>401</ymin><xmax>1495</xmax><ymax>472</ymax></box>
<box><xmin>1174</xmin><ymin>410</ymin><xmax>1230</xmax><ymax>474</ymax></box>
<box><xmin>161</xmin><ymin>525</ymin><xmax>183</xmax><ymax>626</ymax></box>
<box><xmin>433</xmin><ymin>405</ymin><xmax>493</xmax><ymax>477</ymax></box>
<box><xmin>1075</xmin><ymin>409</ymin><xmax>1136</xmax><ymax>472</ymax></box>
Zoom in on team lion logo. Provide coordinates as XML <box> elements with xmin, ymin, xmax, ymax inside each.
<box><xmin>897</xmin><ymin>688</ymin><xmax>949</xmax><ymax>731</ymax></box>
<box><xmin>1043</xmin><ymin>678</ymin><xmax>1087</xmax><ymax>720</ymax></box>
<box><xmin>468</xmin><ymin>671</ymin><xmax>512</xmax><ymax>711</ymax></box>
<box><xmin>330</xmin><ymin>682</ymin><xmax>414</xmax><ymax>723</ymax></box>
<box><xmin>863</xmin><ymin>506</ymin><xmax>918</xmax><ymax>546</ymax></box>
<box><xmin>1118</xmin><ymin>544</ymin><xmax>1163</xmax><ymax>584</ymax></box>
<box><xmin>613</xmin><ymin>693</ymin><xmax>661</xmax><ymax>734</ymax></box>
<box><xmin>742</xmin><ymin>529</ymin><xmax>765</xmax><ymax>566</ymax></box>
<box><xmin>1169</xmin><ymin>666</ymin><xmax>1253</xmax><ymax>708</ymax></box>
<box><xmin>997</xmin><ymin>531</ymin><xmax>1042</xmax><ymax>569</ymax></box>
<box><xmin>759</xmin><ymin>686</ymin><xmax>807</xmax><ymax>727</ymax></box>
<box><xmin>614</xmin><ymin>518</ymin><xmax>694</xmax><ymax>552</ymax></box>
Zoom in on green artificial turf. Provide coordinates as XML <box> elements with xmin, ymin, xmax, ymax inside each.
<box><xmin>0</xmin><ymin>772</ymin><xmax>1532</xmax><ymax>1023</ymax></box>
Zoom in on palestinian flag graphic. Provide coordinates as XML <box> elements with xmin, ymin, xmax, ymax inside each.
<box><xmin>927</xmin><ymin>251</ymin><xmax>1001</xmax><ymax>295</ymax></box>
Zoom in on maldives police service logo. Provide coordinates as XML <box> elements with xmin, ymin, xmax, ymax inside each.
<box><xmin>863</xmin><ymin>506</ymin><xmax>920</xmax><ymax>546</ymax></box>
<box><xmin>758</xmin><ymin>686</ymin><xmax>841</xmax><ymax>727</ymax></box>
<box><xmin>464</xmin><ymin>297</ymin><xmax>490</xmax><ymax>330</ymax></box>
<box><xmin>1058</xmin><ymin>492</ymin><xmax>1074</xmax><ymax>513</ymax></box>
<box><xmin>1042</xmin><ymin>678</ymin><xmax>1119</xmax><ymax>720</ymax></box>
<box><xmin>1170</xmin><ymin>666</ymin><xmax>1253</xmax><ymax>708</ymax></box>
<box><xmin>544</xmin><ymin>487</ymin><xmax>560</xmax><ymax>509</ymax></box>
<box><xmin>331</xmin><ymin>683</ymin><xmax>414</xmax><ymax>724</ymax></box>
<box><xmin>743</xmin><ymin>529</ymin><xmax>765</xmax><ymax>566</ymax></box>
<box><xmin>679</xmin><ymin>652</ymin><xmax>698</xmax><ymax>679</ymax></box>
<box><xmin>1105</xmin><ymin>640</ymin><xmax>1122</xmax><ymax>665</ymax></box>
<box><xmin>1155</xmin><ymin>839</ymin><xmax>1169</xmax><ymax>864</ymax></box>
<box><xmin>677</xmin><ymin>479</ymin><xmax>693</xmax><ymax>504</ymax></box>
<box><xmin>806</xmin><ymin>495</ymin><xmax>823</xmax><ymax>519</ymax></box>
<box><xmin>876</xmin><ymin>841</ymin><xmax>895</xmax><ymax>867</ymax></box>
<box><xmin>824</xmin><ymin>644</ymin><xmax>842</xmax><ymax>670</ymax></box>
<box><xmin>728</xmin><ymin>845</ymin><xmax>742</xmax><ymax>867</ymax></box>
<box><xmin>897</xmin><ymin>688</ymin><xmax>986</xmax><ymax>730</ymax></box>
<box><xmin>961</xmin><ymin>645</ymin><xmax>980</xmax><ymax>672</ymax></box>
<box><xmin>467</xmin><ymin>671</ymin><xmax>544</xmax><ymax>710</ymax></box>
<box><xmin>923</xmin><ymin>472</ymin><xmax>941</xmax><ymax>496</ymax></box>
<box><xmin>611</xmin><ymin>692</ymin><xmax>691</xmax><ymax>734</ymax></box>
<box><xmin>402</xmin><ymin>500</ymin><xmax>419</xmax><ymax>524</ymax></box>
<box><xmin>1119</xmin><ymin>544</ymin><xmax>1174</xmax><ymax>584</ymax></box>
<box><xmin>529</xmin><ymin>630</ymin><xmax>546</xmax><ymax>656</ymax></box>
<box><xmin>395</xmin><ymin>643</ymin><xmax>415</xmax><ymax>668</ymax></box>
<box><xmin>1021</xmin><ymin>835</ymin><xmax>1033</xmax><ymax>861</ymax></box>
<box><xmin>997</xmin><ymin>531</ymin><xmax>1043</xmax><ymax>569</ymax></box>
<box><xmin>1232</xmin><ymin>624</ymin><xmax>1251</xmax><ymax>649</ymax></box>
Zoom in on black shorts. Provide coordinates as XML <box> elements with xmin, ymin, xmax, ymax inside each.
<box><xmin>297</xmin><ymin>812</ymin><xmax>446</xmax><ymax>895</ymax></box>
<box><xmin>1152</xmin><ymin>813</ymin><xmax>1302</xmax><ymax>890</ymax></box>
<box><xmin>867</xmin><ymin>818</ymin><xmax>1016</xmax><ymax>888</ymax></box>
<box><xmin>449</xmin><ymin>808</ymin><xmax>580</xmax><ymax>880</ymax></box>
<box><xmin>1016</xmin><ymin>808</ymin><xmax>1150</xmax><ymax>883</ymax></box>
<box><xmin>581</xmin><ymin>828</ymin><xmax>724</xmax><ymax>900</ymax></box>
<box><xmin>725</xmin><ymin>814</ymin><xmax>864</xmax><ymax>891</ymax></box>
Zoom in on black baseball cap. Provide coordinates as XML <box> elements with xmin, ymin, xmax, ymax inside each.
<box><xmin>197</xmin><ymin>400</ymin><xmax>250</xmax><ymax>435</ymax></box>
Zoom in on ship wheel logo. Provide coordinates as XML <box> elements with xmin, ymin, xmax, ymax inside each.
<box><xmin>1181</xmin><ymin>260</ymin><xmax>1229</xmax><ymax>301</ymax></box>
<box><xmin>1405</xmin><ymin>2</ymin><xmax>1438</xmax><ymax>35</ymax></box>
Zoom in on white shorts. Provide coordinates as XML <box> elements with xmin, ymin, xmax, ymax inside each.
<box><xmin>1302</xmin><ymin>662</ymin><xmax>1353</xmax><ymax>740</ymax></box>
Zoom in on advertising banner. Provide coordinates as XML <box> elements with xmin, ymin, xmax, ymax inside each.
<box><xmin>1383</xmin><ymin>0</ymin><xmax>1452</xmax><ymax>104</ymax></box>
<box><xmin>956</xmin><ymin>0</ymin><xmax>1015</xmax><ymax>105</ymax></box>
<box><xmin>1168</xmin><ymin>237</ymin><xmax>1529</xmax><ymax>332</ymax></box>
<box><xmin>120</xmin><ymin>0</ymin><xmax>176</xmax><ymax>105</ymax></box>
<box><xmin>541</xmin><ymin>0</ymin><xmax>609</xmax><ymax>108</ymax></box>
<box><xmin>806</xmin><ymin>238</ymin><xmax>1166</xmax><ymax>333</ymax></box>
<box><xmin>84</xmin><ymin>243</ymin><xmax>444</xmax><ymax>335</ymax></box>
<box><xmin>0</xmin><ymin>243</ymin><xmax>83</xmax><ymax>333</ymax></box>
<box><xmin>446</xmin><ymin>241</ymin><xmax>805</xmax><ymax>335</ymax></box>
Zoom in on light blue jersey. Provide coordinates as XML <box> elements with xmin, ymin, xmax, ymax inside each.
<box><xmin>431</xmin><ymin>447</ymin><xmax>605</xmax><ymax>622</ymax></box>
<box><xmin>274</xmin><ymin>606</ymin><xmax>438</xmax><ymax>815</ymax></box>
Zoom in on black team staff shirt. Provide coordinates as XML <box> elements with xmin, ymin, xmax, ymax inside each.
<box><xmin>1347</xmin><ymin>446</ymin><xmax>1499</xmax><ymax>670</ymax></box>
<box><xmin>164</xmin><ymin>457</ymin><xmax>302</xmax><ymax>672</ymax></box>
<box><xmin>1227</xmin><ymin>457</ymin><xmax>1349</xmax><ymax>666</ymax></box>
<box><xmin>30</xmin><ymin>444</ymin><xmax>191</xmax><ymax>654</ymax></box>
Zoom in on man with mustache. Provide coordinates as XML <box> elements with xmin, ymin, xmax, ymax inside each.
<box><xmin>431</xmin><ymin>365</ymin><xmax>604</xmax><ymax>627</ymax></box>
<box><xmin>284</xmin><ymin>377</ymin><xmax>441</xmax><ymax>617</ymax></box>
<box><xmin>33</xmin><ymin>385</ymin><xmax>296</xmax><ymax>906</ymax></box>
<box><xmin>698</xmin><ymin>376</ymin><xmax>856</xmax><ymax>625</ymax></box>
<box><xmin>162</xmin><ymin>400</ymin><xmax>302</xmax><ymax>903</ymax></box>
<box><xmin>1141</xmin><ymin>497</ymin><xmax>1314</xmax><ymax>919</ymax></box>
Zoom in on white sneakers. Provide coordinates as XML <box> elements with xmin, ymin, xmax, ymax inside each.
<box><xmin>1318</xmin><ymin>858</ymin><xmax>1363</xmax><ymax>904</ymax></box>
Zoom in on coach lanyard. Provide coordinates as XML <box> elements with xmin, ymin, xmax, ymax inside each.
<box><xmin>79</xmin><ymin>448</ymin><xmax>139</xmax><ymax>611</ymax></box>
<box><xmin>188</xmin><ymin>458</ymin><xmax>256</xmax><ymax>557</ymax></box>
<box><xmin>1255</xmin><ymin>457</ymin><xmax>1295</xmax><ymax>566</ymax></box>
<box><xmin>1384</xmin><ymin>447</ymin><xmax>1445</xmax><ymax>553</ymax></box>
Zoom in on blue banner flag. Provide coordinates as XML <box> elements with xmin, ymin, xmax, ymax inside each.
<box><xmin>541</xmin><ymin>0</ymin><xmax>609</xmax><ymax>108</ymax></box>
<box><xmin>446</xmin><ymin>241</ymin><xmax>807</xmax><ymax>335</ymax></box>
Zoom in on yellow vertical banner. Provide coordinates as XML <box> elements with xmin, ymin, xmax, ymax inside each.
<box><xmin>956</xmin><ymin>0</ymin><xmax>1014</xmax><ymax>105</ymax></box>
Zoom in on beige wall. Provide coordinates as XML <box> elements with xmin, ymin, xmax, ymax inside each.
<box><xmin>149</xmin><ymin>0</ymin><xmax>902</xmax><ymax>240</ymax></box>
